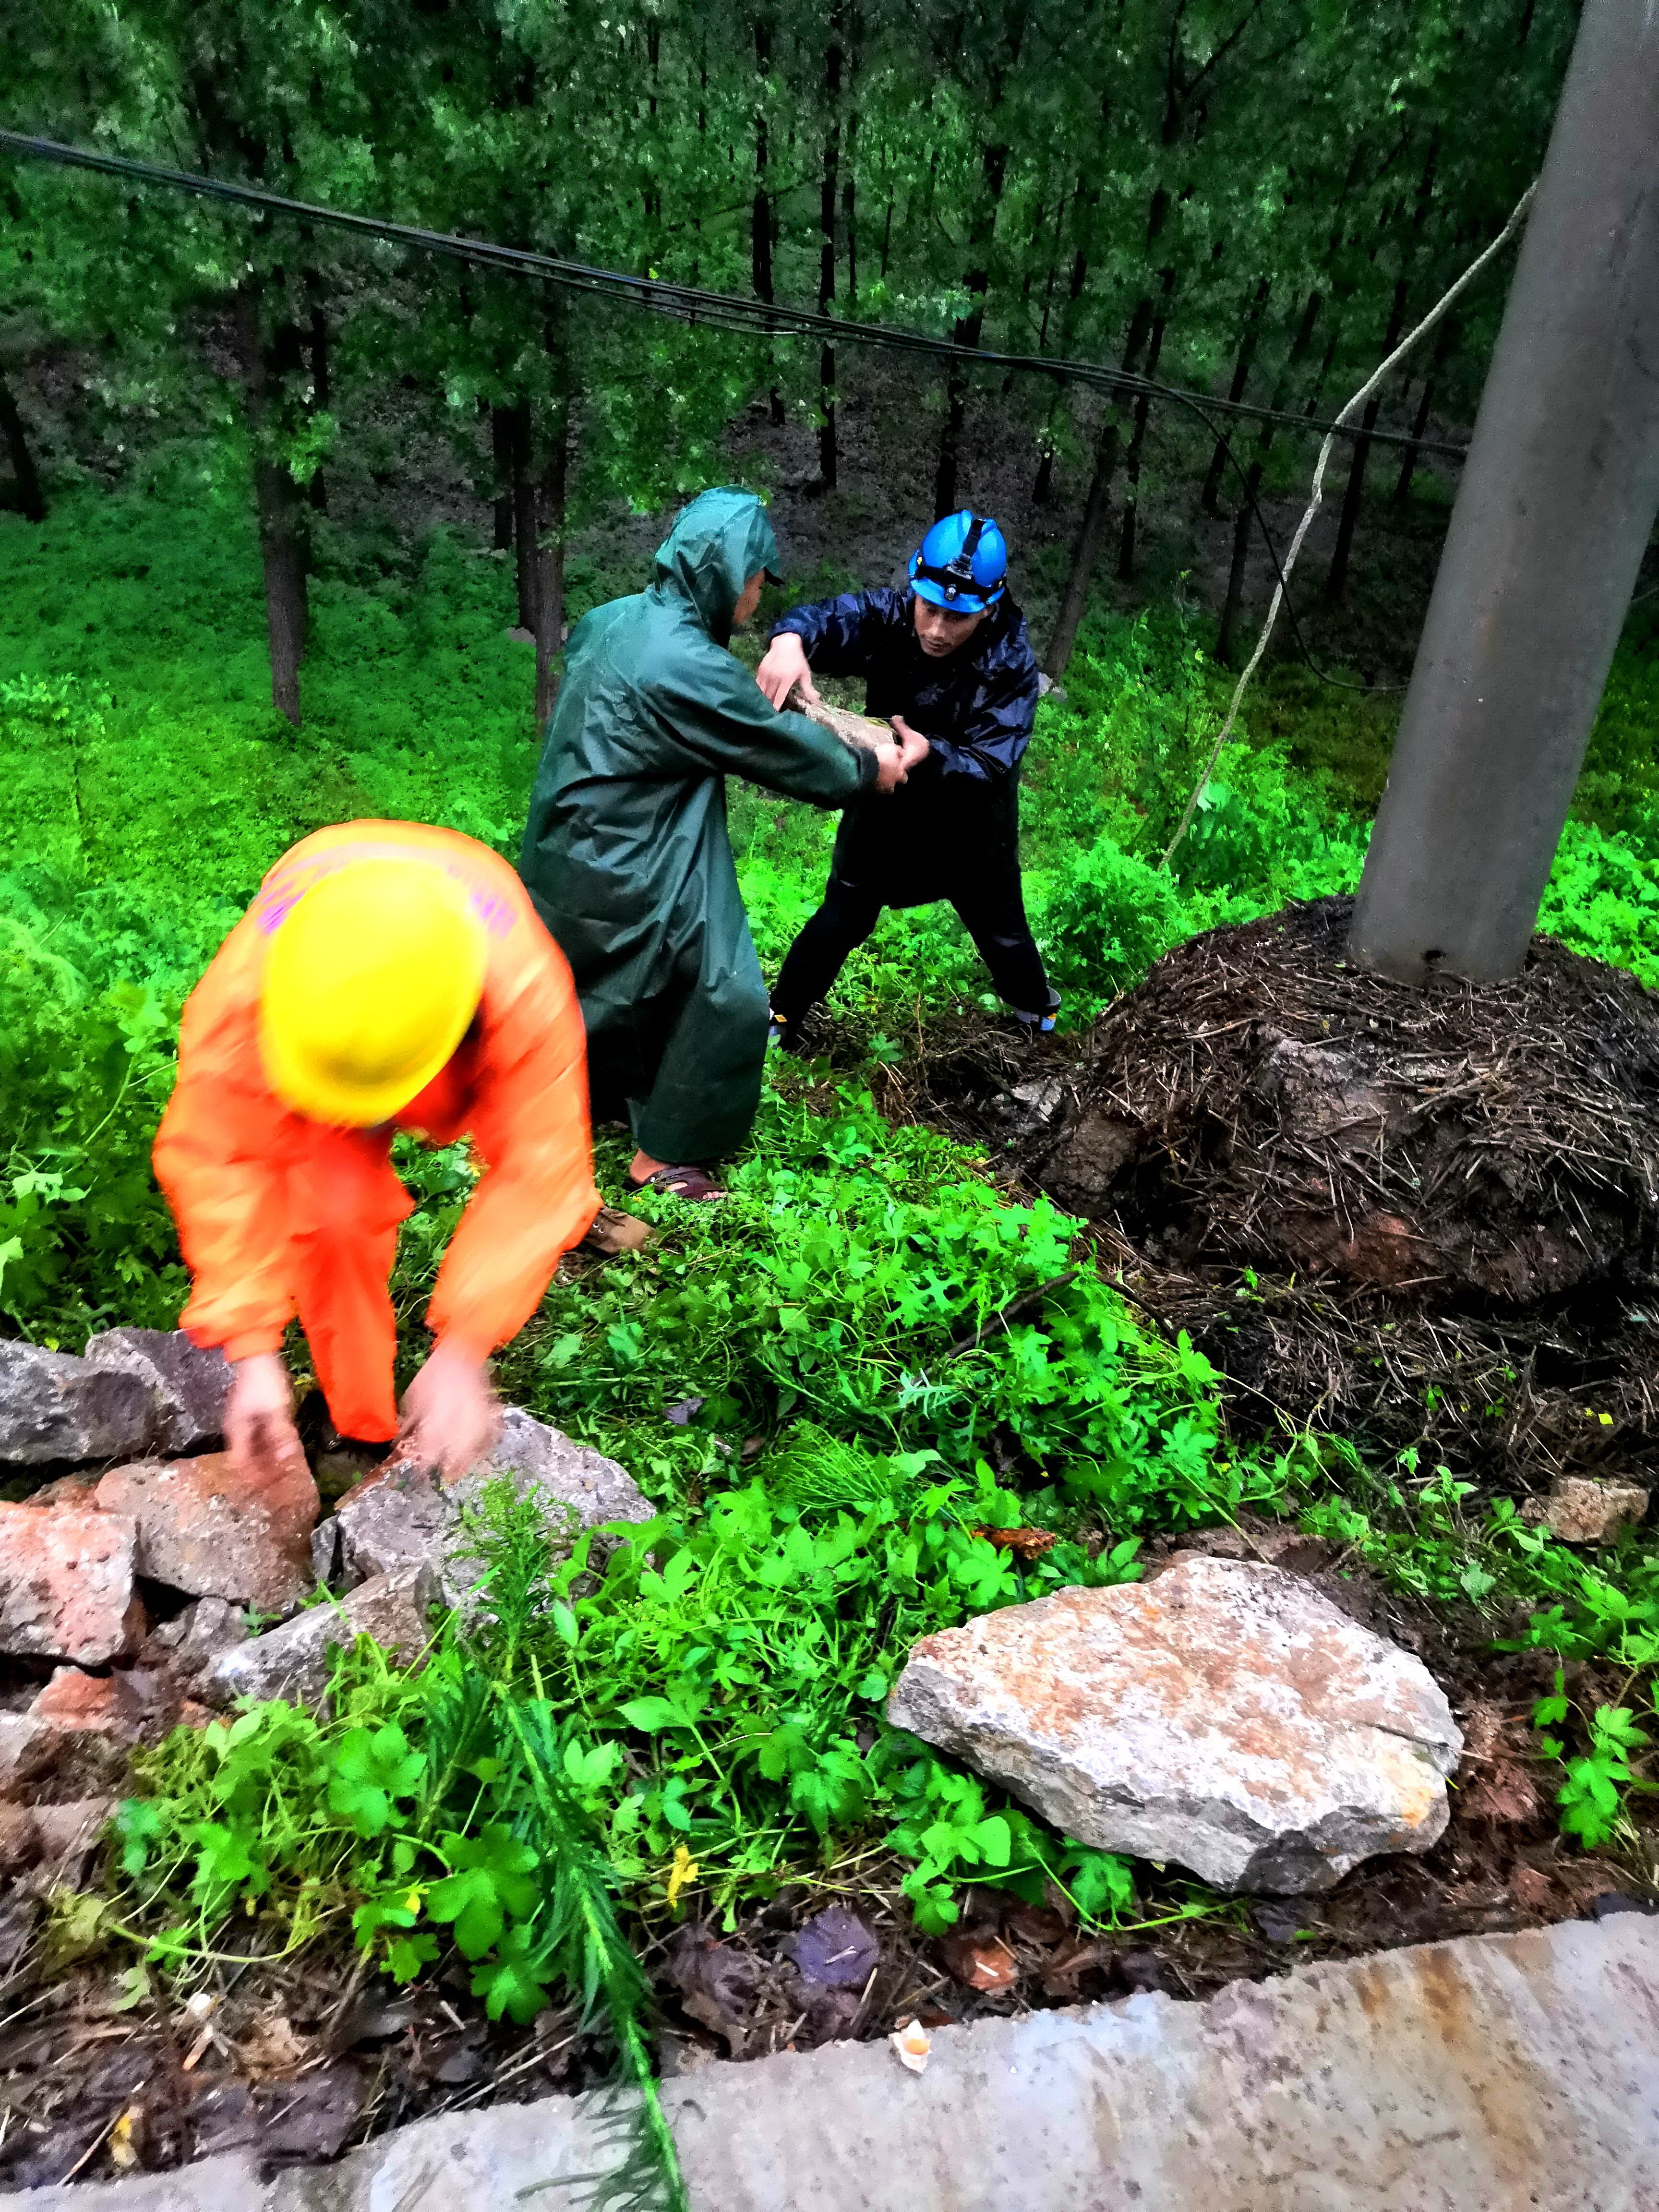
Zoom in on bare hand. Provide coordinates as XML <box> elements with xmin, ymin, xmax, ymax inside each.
<box><xmin>872</xmin><ymin>740</ymin><xmax>908</xmax><ymax>794</ymax></box>
<box><xmin>756</xmin><ymin>631</ymin><xmax>817</xmax><ymax>711</ymax></box>
<box><xmin>890</xmin><ymin>714</ymin><xmax>932</xmax><ymax>772</ymax></box>
<box><xmin>225</xmin><ymin>1353</ymin><xmax>308</xmax><ymax>1499</ymax></box>
<box><xmin>398</xmin><ymin>1343</ymin><xmax>501</xmax><ymax>1484</ymax></box>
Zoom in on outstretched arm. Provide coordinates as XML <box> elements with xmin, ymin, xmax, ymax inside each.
<box><xmin>658</xmin><ymin>642</ymin><xmax>887</xmax><ymax>807</ymax></box>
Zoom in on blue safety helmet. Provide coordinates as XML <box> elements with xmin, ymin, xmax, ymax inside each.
<box><xmin>908</xmin><ymin>510</ymin><xmax>1008</xmax><ymax>614</ymax></box>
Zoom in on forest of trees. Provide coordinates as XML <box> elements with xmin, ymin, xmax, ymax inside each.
<box><xmin>2</xmin><ymin>0</ymin><xmax>1574</xmax><ymax>721</ymax></box>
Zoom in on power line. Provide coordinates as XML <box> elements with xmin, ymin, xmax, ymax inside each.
<box><xmin>0</xmin><ymin>129</ymin><xmax>1470</xmax><ymax>463</ymax></box>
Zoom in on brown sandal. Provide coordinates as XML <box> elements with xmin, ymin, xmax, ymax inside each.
<box><xmin>627</xmin><ymin>1165</ymin><xmax>726</xmax><ymax>1202</ymax></box>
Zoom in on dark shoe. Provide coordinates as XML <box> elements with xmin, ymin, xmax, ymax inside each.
<box><xmin>1012</xmin><ymin>987</ymin><xmax>1062</xmax><ymax>1039</ymax></box>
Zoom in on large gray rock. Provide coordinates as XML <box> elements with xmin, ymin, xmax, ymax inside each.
<box><xmin>83</xmin><ymin>1327</ymin><xmax>231</xmax><ymax>1454</ymax></box>
<box><xmin>888</xmin><ymin>1556</ymin><xmax>1462</xmax><ymax>1893</ymax></box>
<box><xmin>0</xmin><ymin>1340</ymin><xmax>154</xmax><ymax>1466</ymax></box>
<box><xmin>318</xmin><ymin>1409</ymin><xmax>652</xmax><ymax>1611</ymax></box>
<box><xmin>0</xmin><ymin>1500</ymin><xmax>140</xmax><ymax>1666</ymax></box>
<box><xmin>202</xmin><ymin>1568</ymin><xmax>436</xmax><ymax>1709</ymax></box>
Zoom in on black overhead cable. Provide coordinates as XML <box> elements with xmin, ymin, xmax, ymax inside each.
<box><xmin>0</xmin><ymin>130</ymin><xmax>1470</xmax><ymax>463</ymax></box>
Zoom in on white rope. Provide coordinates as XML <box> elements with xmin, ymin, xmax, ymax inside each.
<box><xmin>1160</xmin><ymin>178</ymin><xmax>1539</xmax><ymax>871</ymax></box>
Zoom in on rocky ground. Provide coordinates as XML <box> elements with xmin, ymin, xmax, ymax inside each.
<box><xmin>0</xmin><ymin>1291</ymin><xmax>1652</xmax><ymax>2186</ymax></box>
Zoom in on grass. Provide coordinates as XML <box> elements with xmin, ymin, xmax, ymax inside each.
<box><xmin>4</xmin><ymin>467</ymin><xmax>1659</xmax><ymax>2176</ymax></box>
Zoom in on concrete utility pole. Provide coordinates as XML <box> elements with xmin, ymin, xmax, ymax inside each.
<box><xmin>1349</xmin><ymin>0</ymin><xmax>1659</xmax><ymax>986</ymax></box>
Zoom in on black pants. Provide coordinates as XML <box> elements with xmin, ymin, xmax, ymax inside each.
<box><xmin>772</xmin><ymin>867</ymin><xmax>1051</xmax><ymax>1022</ymax></box>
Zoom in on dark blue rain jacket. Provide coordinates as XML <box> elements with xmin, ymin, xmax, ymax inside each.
<box><xmin>770</xmin><ymin>587</ymin><xmax>1040</xmax><ymax>906</ymax></box>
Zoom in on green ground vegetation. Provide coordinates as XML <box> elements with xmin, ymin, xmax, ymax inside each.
<box><xmin>5</xmin><ymin>483</ymin><xmax>1659</xmax><ymax>2164</ymax></box>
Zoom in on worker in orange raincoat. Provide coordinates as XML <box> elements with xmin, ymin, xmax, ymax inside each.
<box><xmin>153</xmin><ymin>820</ymin><xmax>600</xmax><ymax>1493</ymax></box>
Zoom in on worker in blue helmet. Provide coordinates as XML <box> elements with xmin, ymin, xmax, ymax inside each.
<box><xmin>757</xmin><ymin>509</ymin><xmax>1058</xmax><ymax>1046</ymax></box>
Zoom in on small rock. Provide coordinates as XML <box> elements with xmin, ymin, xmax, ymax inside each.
<box><xmin>1532</xmin><ymin>1476</ymin><xmax>1650</xmax><ymax>1545</ymax></box>
<box><xmin>0</xmin><ymin>1501</ymin><xmax>140</xmax><ymax>1665</ymax></box>
<box><xmin>30</xmin><ymin>1797</ymin><xmax>114</xmax><ymax>1864</ymax></box>
<box><xmin>83</xmin><ymin>1328</ymin><xmax>231</xmax><ymax>1454</ymax></box>
<box><xmin>30</xmin><ymin>1667</ymin><xmax>144</xmax><ymax>1731</ymax></box>
<box><xmin>788</xmin><ymin>1905</ymin><xmax>880</xmax><ymax>1992</ymax></box>
<box><xmin>94</xmin><ymin>1453</ymin><xmax>318</xmax><ymax>1611</ymax></box>
<box><xmin>311</xmin><ymin>1517</ymin><xmax>341</xmax><ymax>1585</ymax></box>
<box><xmin>1252</xmin><ymin>1903</ymin><xmax>1306</xmax><ymax>1945</ymax></box>
<box><xmin>1589</xmin><ymin>1890</ymin><xmax>1659</xmax><ymax>1920</ymax></box>
<box><xmin>888</xmin><ymin>1556</ymin><xmax>1462</xmax><ymax>1894</ymax></box>
<box><xmin>999</xmin><ymin>1075</ymin><xmax>1069</xmax><ymax>1138</ymax></box>
<box><xmin>0</xmin><ymin>1803</ymin><xmax>37</xmax><ymax>1875</ymax></box>
<box><xmin>140</xmin><ymin>1594</ymin><xmax>250</xmax><ymax>1672</ymax></box>
<box><xmin>24</xmin><ymin>1475</ymin><xmax>100</xmax><ymax>1509</ymax></box>
<box><xmin>333</xmin><ymin>1461</ymin><xmax>449</xmax><ymax>1586</ymax></box>
<box><xmin>0</xmin><ymin>1713</ymin><xmax>53</xmax><ymax>1799</ymax></box>
<box><xmin>202</xmin><ymin>1568</ymin><xmax>436</xmax><ymax>1709</ymax></box>
<box><xmin>0</xmin><ymin>1339</ymin><xmax>155</xmax><ymax>1466</ymax></box>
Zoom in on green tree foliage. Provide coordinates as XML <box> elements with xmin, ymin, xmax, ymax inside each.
<box><xmin>3</xmin><ymin>0</ymin><xmax>1580</xmax><ymax>706</ymax></box>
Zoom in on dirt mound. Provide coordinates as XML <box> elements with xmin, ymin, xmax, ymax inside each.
<box><xmin>1038</xmin><ymin>896</ymin><xmax>1659</xmax><ymax>1302</ymax></box>
<box><xmin>857</xmin><ymin>899</ymin><xmax>1659</xmax><ymax>1486</ymax></box>
<box><xmin>1009</xmin><ymin>898</ymin><xmax>1659</xmax><ymax>1482</ymax></box>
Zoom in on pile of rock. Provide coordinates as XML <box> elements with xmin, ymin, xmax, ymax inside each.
<box><xmin>0</xmin><ymin>1329</ymin><xmax>650</xmax><ymax>1883</ymax></box>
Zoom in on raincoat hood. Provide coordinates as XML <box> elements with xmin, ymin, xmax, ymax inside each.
<box><xmin>652</xmin><ymin>487</ymin><xmax>781</xmax><ymax>645</ymax></box>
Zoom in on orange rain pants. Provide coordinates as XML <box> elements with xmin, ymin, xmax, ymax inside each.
<box><xmin>153</xmin><ymin>821</ymin><xmax>600</xmax><ymax>1441</ymax></box>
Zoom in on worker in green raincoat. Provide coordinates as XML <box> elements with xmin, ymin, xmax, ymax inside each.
<box><xmin>518</xmin><ymin>488</ymin><xmax>907</xmax><ymax>1200</ymax></box>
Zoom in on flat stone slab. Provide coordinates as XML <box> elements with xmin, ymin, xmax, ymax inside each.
<box><xmin>888</xmin><ymin>1556</ymin><xmax>1462</xmax><ymax>1892</ymax></box>
<box><xmin>8</xmin><ymin>1920</ymin><xmax>1657</xmax><ymax>2210</ymax></box>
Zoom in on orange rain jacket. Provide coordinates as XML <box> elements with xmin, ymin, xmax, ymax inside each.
<box><xmin>153</xmin><ymin>821</ymin><xmax>599</xmax><ymax>1441</ymax></box>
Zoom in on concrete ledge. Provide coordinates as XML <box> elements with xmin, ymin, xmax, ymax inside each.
<box><xmin>10</xmin><ymin>1920</ymin><xmax>1659</xmax><ymax>2210</ymax></box>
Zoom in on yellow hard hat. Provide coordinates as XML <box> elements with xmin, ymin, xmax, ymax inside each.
<box><xmin>259</xmin><ymin>858</ymin><xmax>488</xmax><ymax>1126</ymax></box>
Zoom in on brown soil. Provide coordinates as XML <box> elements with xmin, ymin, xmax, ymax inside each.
<box><xmin>0</xmin><ymin>1517</ymin><xmax>1646</xmax><ymax>2190</ymax></box>
<box><xmin>864</xmin><ymin>898</ymin><xmax>1659</xmax><ymax>1491</ymax></box>
<box><xmin>9</xmin><ymin>909</ymin><xmax>1659</xmax><ymax>2186</ymax></box>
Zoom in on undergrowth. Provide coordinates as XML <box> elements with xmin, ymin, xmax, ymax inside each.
<box><xmin>5</xmin><ymin>479</ymin><xmax>1659</xmax><ymax>2046</ymax></box>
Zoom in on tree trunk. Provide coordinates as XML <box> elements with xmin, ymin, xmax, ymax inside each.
<box><xmin>934</xmin><ymin>138</ymin><xmax>1008</xmax><ymax>519</ymax></box>
<box><xmin>1324</xmin><ymin>276</ymin><xmax>1409</xmax><ymax>606</ymax></box>
<box><xmin>752</xmin><ymin>18</ymin><xmax>774</xmax><ymax>304</ymax></box>
<box><xmin>1199</xmin><ymin>276</ymin><xmax>1271</xmax><ymax>514</ymax></box>
<box><xmin>752</xmin><ymin>14</ymin><xmax>786</xmax><ymax>423</ymax></box>
<box><xmin>816</xmin><ymin>24</ymin><xmax>843</xmax><ymax>490</ymax></box>
<box><xmin>236</xmin><ymin>284</ymin><xmax>308</xmax><ymax>727</ymax></box>
<box><xmin>307</xmin><ymin>298</ymin><xmax>330</xmax><ymax>514</ymax></box>
<box><xmin>491</xmin><ymin>403</ymin><xmax>515</xmax><ymax>550</ymax></box>
<box><xmin>0</xmin><ymin>372</ymin><xmax>46</xmax><ymax>523</ymax></box>
<box><xmin>1216</xmin><ymin>284</ymin><xmax>1325</xmax><ymax>668</ymax></box>
<box><xmin>533</xmin><ymin>398</ymin><xmax>569</xmax><ymax>730</ymax></box>
<box><xmin>1350</xmin><ymin>0</ymin><xmax>1659</xmax><ymax>985</ymax></box>
<box><xmin>509</xmin><ymin>398</ymin><xmax>539</xmax><ymax>632</ymax></box>
<box><xmin>1045</xmin><ymin>288</ymin><xmax>1156</xmax><ymax>676</ymax></box>
<box><xmin>1392</xmin><ymin>319</ymin><xmax>1457</xmax><ymax>503</ymax></box>
<box><xmin>1032</xmin><ymin>399</ymin><xmax>1059</xmax><ymax>507</ymax></box>
<box><xmin>1117</xmin><ymin>297</ymin><xmax>1169</xmax><ymax>581</ymax></box>
<box><xmin>253</xmin><ymin>459</ymin><xmax>307</xmax><ymax>723</ymax></box>
<box><xmin>1216</xmin><ymin>459</ymin><xmax>1263</xmax><ymax>668</ymax></box>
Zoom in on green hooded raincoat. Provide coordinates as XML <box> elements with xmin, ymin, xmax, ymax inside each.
<box><xmin>518</xmin><ymin>488</ymin><xmax>873</xmax><ymax>1164</ymax></box>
